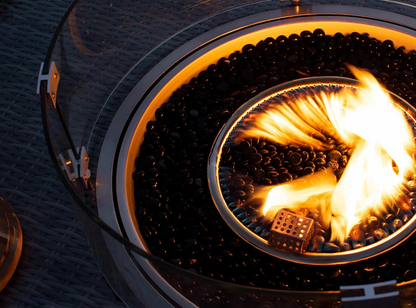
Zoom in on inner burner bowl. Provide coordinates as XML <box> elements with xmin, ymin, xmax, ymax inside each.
<box><xmin>208</xmin><ymin>76</ymin><xmax>416</xmax><ymax>266</ymax></box>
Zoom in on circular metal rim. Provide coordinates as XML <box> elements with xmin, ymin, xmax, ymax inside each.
<box><xmin>95</xmin><ymin>5</ymin><xmax>416</xmax><ymax>305</ymax></box>
<box><xmin>208</xmin><ymin>76</ymin><xmax>416</xmax><ymax>266</ymax></box>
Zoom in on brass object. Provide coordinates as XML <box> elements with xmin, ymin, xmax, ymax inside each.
<box><xmin>0</xmin><ymin>196</ymin><xmax>22</xmax><ymax>291</ymax></box>
<box><xmin>268</xmin><ymin>209</ymin><xmax>314</xmax><ymax>253</ymax></box>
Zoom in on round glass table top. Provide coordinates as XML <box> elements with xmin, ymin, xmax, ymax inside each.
<box><xmin>39</xmin><ymin>0</ymin><xmax>416</xmax><ymax>306</ymax></box>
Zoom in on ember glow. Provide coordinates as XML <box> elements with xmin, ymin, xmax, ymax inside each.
<box><xmin>241</xmin><ymin>66</ymin><xmax>416</xmax><ymax>243</ymax></box>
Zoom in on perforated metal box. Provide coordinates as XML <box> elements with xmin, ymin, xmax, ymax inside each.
<box><xmin>268</xmin><ymin>209</ymin><xmax>314</xmax><ymax>253</ymax></box>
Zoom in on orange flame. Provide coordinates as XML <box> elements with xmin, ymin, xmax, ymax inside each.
<box><xmin>260</xmin><ymin>170</ymin><xmax>336</xmax><ymax>223</ymax></box>
<box><xmin>243</xmin><ymin>66</ymin><xmax>416</xmax><ymax>243</ymax></box>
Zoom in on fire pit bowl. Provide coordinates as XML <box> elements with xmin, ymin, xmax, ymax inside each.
<box><xmin>40</xmin><ymin>1</ymin><xmax>416</xmax><ymax>307</ymax></box>
<box><xmin>108</xmin><ymin>7</ymin><xmax>416</xmax><ymax>306</ymax></box>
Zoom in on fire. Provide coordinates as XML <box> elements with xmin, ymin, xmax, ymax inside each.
<box><xmin>240</xmin><ymin>66</ymin><xmax>416</xmax><ymax>243</ymax></box>
<box><xmin>260</xmin><ymin>170</ymin><xmax>336</xmax><ymax>225</ymax></box>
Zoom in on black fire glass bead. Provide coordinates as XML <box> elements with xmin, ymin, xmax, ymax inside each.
<box><xmin>150</xmin><ymin>188</ymin><xmax>162</xmax><ymax>200</ymax></box>
<box><xmin>330</xmin><ymin>268</ymin><xmax>342</xmax><ymax>281</ymax></box>
<box><xmin>291</xmin><ymin>165</ymin><xmax>303</xmax><ymax>173</ymax></box>
<box><xmin>328</xmin><ymin>150</ymin><xmax>342</xmax><ymax>161</ymax></box>
<box><xmin>147</xmin><ymin>167</ymin><xmax>159</xmax><ymax>178</ymax></box>
<box><xmin>393</xmin><ymin>218</ymin><xmax>403</xmax><ymax>230</ymax></box>
<box><xmin>351</xmin><ymin>229</ymin><xmax>365</xmax><ymax>249</ymax></box>
<box><xmin>368</xmin><ymin>216</ymin><xmax>379</xmax><ymax>228</ymax></box>
<box><xmin>408</xmin><ymin>180</ymin><xmax>416</xmax><ymax>191</ymax></box>
<box><xmin>300</xmin><ymin>151</ymin><xmax>309</xmax><ymax>162</ymax></box>
<box><xmin>322</xmin><ymin>68</ymin><xmax>333</xmax><ymax>75</ymax></box>
<box><xmin>288</xmin><ymin>152</ymin><xmax>302</xmax><ymax>165</ymax></box>
<box><xmin>266</xmin><ymin>76</ymin><xmax>279</xmax><ymax>87</ymax></box>
<box><xmin>249</xmin><ymin>153</ymin><xmax>263</xmax><ymax>165</ymax></box>
<box><xmin>326</xmin><ymin>161</ymin><xmax>339</xmax><ymax>171</ymax></box>
<box><xmin>289</xmin><ymin>33</ymin><xmax>302</xmax><ymax>45</ymax></box>
<box><xmin>305</xmin><ymin>161</ymin><xmax>315</xmax><ymax>169</ymax></box>
<box><xmin>354</xmin><ymin>270</ymin><xmax>364</xmax><ymax>283</ymax></box>
<box><xmin>350</xmin><ymin>32</ymin><xmax>361</xmax><ymax>42</ymax></box>
<box><xmin>254</xmin><ymin>169</ymin><xmax>266</xmax><ymax>181</ymax></box>
<box><xmin>391</xmin><ymin>262</ymin><xmax>405</xmax><ymax>273</ymax></box>
<box><xmin>386</xmin><ymin>213</ymin><xmax>395</xmax><ymax>223</ymax></box>
<box><xmin>255</xmin><ymin>74</ymin><xmax>268</xmax><ymax>85</ymax></box>
<box><xmin>373</xmin><ymin>228</ymin><xmax>388</xmax><ymax>241</ymax></box>
<box><xmin>364</xmin><ymin>231</ymin><xmax>375</xmax><ymax>244</ymax></box>
<box><xmin>135</xmin><ymin>188</ymin><xmax>149</xmax><ymax>201</ymax></box>
<box><xmin>266</xmin><ymin>171</ymin><xmax>278</xmax><ymax>179</ymax></box>
<box><xmin>313</xmin><ymin>29</ymin><xmax>325</xmax><ymax>40</ymax></box>
<box><xmin>313</xmin><ymin>236</ymin><xmax>325</xmax><ymax>252</ymax></box>
<box><xmin>242</xmin><ymin>69</ymin><xmax>254</xmax><ymax>82</ymax></box>
<box><xmin>363</xmin><ymin>264</ymin><xmax>377</xmax><ymax>275</ymax></box>
<box><xmin>404</xmin><ymin>270</ymin><xmax>416</xmax><ymax>281</ymax></box>
<box><xmin>261</xmin><ymin>178</ymin><xmax>273</xmax><ymax>185</ymax></box>
<box><xmin>234</xmin><ymin>190</ymin><xmax>245</xmax><ymax>198</ymax></box>
<box><xmin>301</xmin><ymin>30</ymin><xmax>314</xmax><ymax>42</ymax></box>
<box><xmin>308</xmin><ymin>150</ymin><xmax>317</xmax><ymax>161</ymax></box>
<box><xmin>155</xmin><ymin>108</ymin><xmax>165</xmax><ymax>121</ymax></box>
<box><xmin>279</xmin><ymin>172</ymin><xmax>293</xmax><ymax>182</ymax></box>
<box><xmin>171</xmin><ymin>258</ymin><xmax>182</xmax><ymax>267</ymax></box>
<box><xmin>136</xmin><ymin>207</ymin><xmax>146</xmax><ymax>219</ymax></box>
<box><xmin>244</xmin><ymin>146</ymin><xmax>257</xmax><ymax>157</ymax></box>
<box><xmin>315</xmin><ymin>158</ymin><xmax>326</xmax><ymax>166</ymax></box>
<box><xmin>323</xmin><ymin>242</ymin><xmax>341</xmax><ymax>253</ymax></box>
<box><xmin>231</xmin><ymin>178</ymin><xmax>245</xmax><ymax>189</ymax></box>
<box><xmin>340</xmin><ymin>155</ymin><xmax>348</xmax><ymax>167</ymax></box>
<box><xmin>164</xmin><ymin>225</ymin><xmax>176</xmax><ymax>237</ymax></box>
<box><xmin>287</xmin><ymin>54</ymin><xmax>299</xmax><ymax>65</ymax></box>
<box><xmin>262</xmin><ymin>156</ymin><xmax>271</xmax><ymax>166</ymax></box>
<box><xmin>141</xmin><ymin>226</ymin><xmax>153</xmax><ymax>238</ymax></box>
<box><xmin>378</xmin><ymin>259</ymin><xmax>390</xmax><ymax>270</ymax></box>
<box><xmin>302</xmin><ymin>167</ymin><xmax>314</xmax><ymax>176</ymax></box>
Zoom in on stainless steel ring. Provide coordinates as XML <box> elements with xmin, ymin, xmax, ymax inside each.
<box><xmin>208</xmin><ymin>76</ymin><xmax>416</xmax><ymax>266</ymax></box>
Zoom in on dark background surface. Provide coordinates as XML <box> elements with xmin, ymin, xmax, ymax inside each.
<box><xmin>0</xmin><ymin>0</ymin><xmax>124</xmax><ymax>306</ymax></box>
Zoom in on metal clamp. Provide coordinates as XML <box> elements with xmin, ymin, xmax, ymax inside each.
<box><xmin>340</xmin><ymin>280</ymin><xmax>399</xmax><ymax>308</ymax></box>
<box><xmin>58</xmin><ymin>147</ymin><xmax>91</xmax><ymax>188</ymax></box>
<box><xmin>37</xmin><ymin>62</ymin><xmax>60</xmax><ymax>107</ymax></box>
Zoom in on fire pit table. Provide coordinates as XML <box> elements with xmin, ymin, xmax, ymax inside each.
<box><xmin>39</xmin><ymin>0</ymin><xmax>416</xmax><ymax>306</ymax></box>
